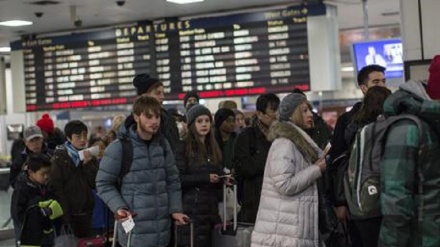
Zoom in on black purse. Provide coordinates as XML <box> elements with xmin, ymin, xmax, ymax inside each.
<box><xmin>317</xmin><ymin>177</ymin><xmax>351</xmax><ymax>247</ymax></box>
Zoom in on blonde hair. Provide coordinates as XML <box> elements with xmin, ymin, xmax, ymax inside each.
<box><xmin>111</xmin><ymin>115</ymin><xmax>126</xmax><ymax>132</ymax></box>
<box><xmin>291</xmin><ymin>101</ymin><xmax>314</xmax><ymax>129</ymax></box>
<box><xmin>218</xmin><ymin>100</ymin><xmax>237</xmax><ymax>109</ymax></box>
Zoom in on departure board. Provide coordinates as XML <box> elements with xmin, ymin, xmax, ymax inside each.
<box><xmin>11</xmin><ymin>4</ymin><xmax>326</xmax><ymax>111</ymax></box>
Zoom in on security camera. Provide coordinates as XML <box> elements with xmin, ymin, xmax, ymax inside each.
<box><xmin>74</xmin><ymin>19</ymin><xmax>82</xmax><ymax>28</ymax></box>
<box><xmin>34</xmin><ymin>12</ymin><xmax>44</xmax><ymax>18</ymax></box>
<box><xmin>116</xmin><ymin>0</ymin><xmax>125</xmax><ymax>6</ymax></box>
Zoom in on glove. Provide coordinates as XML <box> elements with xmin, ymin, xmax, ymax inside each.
<box><xmin>38</xmin><ymin>199</ymin><xmax>63</xmax><ymax>220</ymax></box>
<box><xmin>38</xmin><ymin>199</ymin><xmax>53</xmax><ymax>208</ymax></box>
<box><xmin>48</xmin><ymin>200</ymin><xmax>63</xmax><ymax>220</ymax></box>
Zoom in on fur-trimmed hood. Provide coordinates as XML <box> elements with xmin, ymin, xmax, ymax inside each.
<box><xmin>268</xmin><ymin>121</ymin><xmax>323</xmax><ymax>163</ymax></box>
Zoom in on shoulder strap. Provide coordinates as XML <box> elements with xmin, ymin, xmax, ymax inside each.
<box><xmin>119</xmin><ymin>136</ymin><xmax>133</xmax><ymax>187</ymax></box>
<box><xmin>159</xmin><ymin>137</ymin><xmax>167</xmax><ymax>157</ymax></box>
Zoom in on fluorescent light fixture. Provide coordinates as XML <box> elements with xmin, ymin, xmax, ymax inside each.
<box><xmin>0</xmin><ymin>20</ymin><xmax>33</xmax><ymax>27</ymax></box>
<box><xmin>341</xmin><ymin>66</ymin><xmax>354</xmax><ymax>72</ymax></box>
<box><xmin>0</xmin><ymin>47</ymin><xmax>11</xmax><ymax>52</ymax></box>
<box><xmin>166</xmin><ymin>0</ymin><xmax>204</xmax><ymax>4</ymax></box>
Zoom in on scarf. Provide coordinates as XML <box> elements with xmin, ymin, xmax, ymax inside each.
<box><xmin>64</xmin><ymin>141</ymin><xmax>81</xmax><ymax>167</ymax></box>
<box><xmin>268</xmin><ymin>121</ymin><xmax>323</xmax><ymax>163</ymax></box>
<box><xmin>251</xmin><ymin>115</ymin><xmax>269</xmax><ymax>137</ymax></box>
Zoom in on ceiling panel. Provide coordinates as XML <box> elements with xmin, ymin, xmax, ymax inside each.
<box><xmin>0</xmin><ymin>0</ymin><xmax>400</xmax><ymax>48</ymax></box>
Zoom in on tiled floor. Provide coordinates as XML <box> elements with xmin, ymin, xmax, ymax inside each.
<box><xmin>0</xmin><ymin>238</ymin><xmax>14</xmax><ymax>247</ymax></box>
<box><xmin>0</xmin><ymin>188</ymin><xmax>15</xmax><ymax>247</ymax></box>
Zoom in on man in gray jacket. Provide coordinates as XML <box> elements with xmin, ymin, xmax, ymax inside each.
<box><xmin>96</xmin><ymin>95</ymin><xmax>188</xmax><ymax>247</ymax></box>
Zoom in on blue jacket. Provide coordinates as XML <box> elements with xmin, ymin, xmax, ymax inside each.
<box><xmin>96</xmin><ymin>124</ymin><xmax>182</xmax><ymax>247</ymax></box>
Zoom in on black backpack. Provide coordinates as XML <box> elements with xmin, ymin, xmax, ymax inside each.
<box><xmin>117</xmin><ymin>135</ymin><xmax>168</xmax><ymax>188</ymax></box>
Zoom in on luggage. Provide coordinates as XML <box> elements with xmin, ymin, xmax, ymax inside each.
<box><xmin>212</xmin><ymin>184</ymin><xmax>253</xmax><ymax>247</ymax></box>
<box><xmin>111</xmin><ymin>221</ymin><xmax>133</xmax><ymax>247</ymax></box>
<box><xmin>77</xmin><ymin>236</ymin><xmax>106</xmax><ymax>247</ymax></box>
<box><xmin>174</xmin><ymin>220</ymin><xmax>194</xmax><ymax>247</ymax></box>
<box><xmin>111</xmin><ymin>219</ymin><xmax>194</xmax><ymax>247</ymax></box>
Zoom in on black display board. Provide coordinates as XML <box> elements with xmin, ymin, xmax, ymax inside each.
<box><xmin>11</xmin><ymin>4</ymin><xmax>326</xmax><ymax>111</ymax></box>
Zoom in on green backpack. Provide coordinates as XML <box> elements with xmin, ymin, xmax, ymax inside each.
<box><xmin>343</xmin><ymin>114</ymin><xmax>427</xmax><ymax>218</ymax></box>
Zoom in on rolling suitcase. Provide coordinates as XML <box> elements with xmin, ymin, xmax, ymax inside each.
<box><xmin>111</xmin><ymin>220</ymin><xmax>133</xmax><ymax>247</ymax></box>
<box><xmin>111</xmin><ymin>219</ymin><xmax>194</xmax><ymax>247</ymax></box>
<box><xmin>212</xmin><ymin>184</ymin><xmax>253</xmax><ymax>247</ymax></box>
<box><xmin>174</xmin><ymin>220</ymin><xmax>194</xmax><ymax>247</ymax></box>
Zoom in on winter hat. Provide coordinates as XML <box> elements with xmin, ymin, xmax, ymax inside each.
<box><xmin>186</xmin><ymin>104</ymin><xmax>212</xmax><ymax>126</ymax></box>
<box><xmin>428</xmin><ymin>55</ymin><xmax>440</xmax><ymax>100</ymax></box>
<box><xmin>277</xmin><ymin>93</ymin><xmax>308</xmax><ymax>122</ymax></box>
<box><xmin>183</xmin><ymin>91</ymin><xmax>200</xmax><ymax>107</ymax></box>
<box><xmin>36</xmin><ymin>114</ymin><xmax>55</xmax><ymax>134</ymax></box>
<box><xmin>133</xmin><ymin>74</ymin><xmax>160</xmax><ymax>96</ymax></box>
<box><xmin>214</xmin><ymin>108</ymin><xmax>235</xmax><ymax>130</ymax></box>
<box><xmin>23</xmin><ymin>126</ymin><xmax>43</xmax><ymax>141</ymax></box>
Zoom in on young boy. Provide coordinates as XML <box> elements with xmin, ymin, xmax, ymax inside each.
<box><xmin>11</xmin><ymin>154</ymin><xmax>63</xmax><ymax>247</ymax></box>
<box><xmin>50</xmin><ymin>120</ymin><xmax>99</xmax><ymax>238</ymax></box>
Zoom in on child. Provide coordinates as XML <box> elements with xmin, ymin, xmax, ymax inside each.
<box><xmin>50</xmin><ymin>120</ymin><xmax>99</xmax><ymax>238</ymax></box>
<box><xmin>11</xmin><ymin>154</ymin><xmax>63</xmax><ymax>247</ymax></box>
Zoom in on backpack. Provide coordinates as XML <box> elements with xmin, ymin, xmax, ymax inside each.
<box><xmin>117</xmin><ymin>135</ymin><xmax>168</xmax><ymax>188</ymax></box>
<box><xmin>343</xmin><ymin>114</ymin><xmax>427</xmax><ymax>218</ymax></box>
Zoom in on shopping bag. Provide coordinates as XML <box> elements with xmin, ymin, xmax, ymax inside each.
<box><xmin>54</xmin><ymin>225</ymin><xmax>77</xmax><ymax>247</ymax></box>
<box><xmin>218</xmin><ymin>185</ymin><xmax>241</xmax><ymax>222</ymax></box>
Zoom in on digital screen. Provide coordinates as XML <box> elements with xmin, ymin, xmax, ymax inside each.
<box><xmin>352</xmin><ymin>38</ymin><xmax>403</xmax><ymax>79</ymax></box>
<box><xmin>11</xmin><ymin>4</ymin><xmax>326</xmax><ymax>112</ymax></box>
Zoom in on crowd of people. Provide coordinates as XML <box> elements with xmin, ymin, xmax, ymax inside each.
<box><xmin>7</xmin><ymin>55</ymin><xmax>440</xmax><ymax>247</ymax></box>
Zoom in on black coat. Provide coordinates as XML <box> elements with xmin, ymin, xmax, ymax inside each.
<box><xmin>233</xmin><ymin>126</ymin><xmax>271</xmax><ymax>224</ymax></box>
<box><xmin>176</xmin><ymin>141</ymin><xmax>222</xmax><ymax>247</ymax></box>
<box><xmin>11</xmin><ymin>173</ymin><xmax>55</xmax><ymax>246</ymax></box>
<box><xmin>9</xmin><ymin>145</ymin><xmax>53</xmax><ymax>188</ymax></box>
<box><xmin>50</xmin><ymin>145</ymin><xmax>98</xmax><ymax>237</ymax></box>
<box><xmin>161</xmin><ymin>109</ymin><xmax>180</xmax><ymax>152</ymax></box>
<box><xmin>328</xmin><ymin>102</ymin><xmax>362</xmax><ymax>206</ymax></box>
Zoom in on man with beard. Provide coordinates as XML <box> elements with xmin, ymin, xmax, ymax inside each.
<box><xmin>96</xmin><ymin>95</ymin><xmax>188</xmax><ymax>247</ymax></box>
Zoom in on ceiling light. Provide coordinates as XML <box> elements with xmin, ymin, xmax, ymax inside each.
<box><xmin>166</xmin><ymin>0</ymin><xmax>204</xmax><ymax>4</ymax></box>
<box><xmin>0</xmin><ymin>47</ymin><xmax>11</xmax><ymax>52</ymax></box>
<box><xmin>341</xmin><ymin>66</ymin><xmax>354</xmax><ymax>72</ymax></box>
<box><xmin>0</xmin><ymin>20</ymin><xmax>33</xmax><ymax>27</ymax></box>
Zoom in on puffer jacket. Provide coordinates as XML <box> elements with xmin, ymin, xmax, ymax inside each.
<box><xmin>379</xmin><ymin>80</ymin><xmax>440</xmax><ymax>247</ymax></box>
<box><xmin>96</xmin><ymin>123</ymin><xmax>182</xmax><ymax>247</ymax></box>
<box><xmin>251</xmin><ymin>121</ymin><xmax>323</xmax><ymax>247</ymax></box>
<box><xmin>50</xmin><ymin>145</ymin><xmax>98</xmax><ymax>225</ymax></box>
<box><xmin>176</xmin><ymin>140</ymin><xmax>222</xmax><ymax>247</ymax></box>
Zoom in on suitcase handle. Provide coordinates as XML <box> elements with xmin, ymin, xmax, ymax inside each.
<box><xmin>111</xmin><ymin>221</ymin><xmax>133</xmax><ymax>247</ymax></box>
<box><xmin>174</xmin><ymin>220</ymin><xmax>194</xmax><ymax>247</ymax></box>
<box><xmin>223</xmin><ymin>184</ymin><xmax>238</xmax><ymax>232</ymax></box>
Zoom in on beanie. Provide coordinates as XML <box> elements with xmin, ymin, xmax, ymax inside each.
<box><xmin>186</xmin><ymin>104</ymin><xmax>212</xmax><ymax>126</ymax></box>
<box><xmin>278</xmin><ymin>93</ymin><xmax>308</xmax><ymax>122</ymax></box>
<box><xmin>214</xmin><ymin>108</ymin><xmax>235</xmax><ymax>130</ymax></box>
<box><xmin>133</xmin><ymin>74</ymin><xmax>160</xmax><ymax>96</ymax></box>
<box><xmin>36</xmin><ymin>114</ymin><xmax>55</xmax><ymax>134</ymax></box>
<box><xmin>183</xmin><ymin>91</ymin><xmax>200</xmax><ymax>107</ymax></box>
<box><xmin>428</xmin><ymin>55</ymin><xmax>440</xmax><ymax>100</ymax></box>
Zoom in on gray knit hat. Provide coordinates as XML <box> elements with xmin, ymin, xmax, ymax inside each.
<box><xmin>277</xmin><ymin>93</ymin><xmax>308</xmax><ymax>121</ymax></box>
<box><xmin>186</xmin><ymin>104</ymin><xmax>212</xmax><ymax>126</ymax></box>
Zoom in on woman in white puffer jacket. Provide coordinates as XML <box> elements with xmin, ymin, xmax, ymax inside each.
<box><xmin>251</xmin><ymin>93</ymin><xmax>327</xmax><ymax>247</ymax></box>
